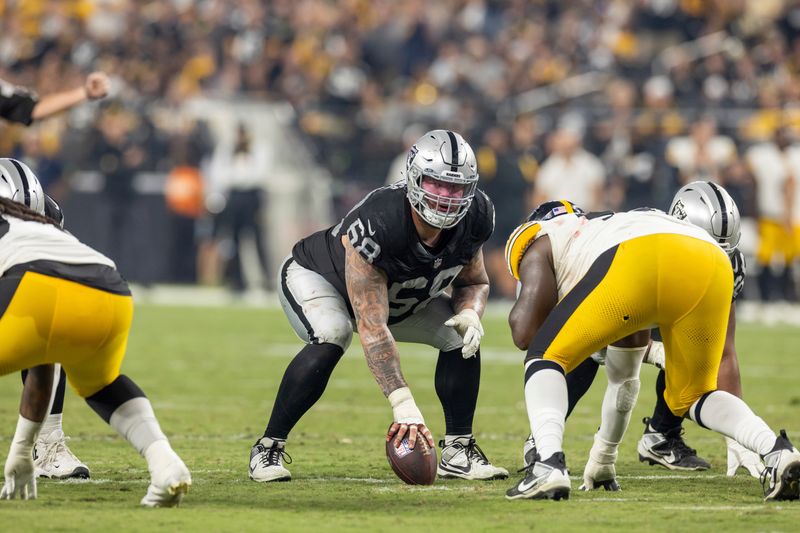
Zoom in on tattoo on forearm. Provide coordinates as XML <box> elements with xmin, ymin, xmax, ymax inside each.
<box><xmin>344</xmin><ymin>237</ymin><xmax>407</xmax><ymax>396</ymax></box>
<box><xmin>451</xmin><ymin>249</ymin><xmax>489</xmax><ymax>315</ymax></box>
<box><xmin>363</xmin><ymin>335</ymin><xmax>407</xmax><ymax>395</ymax></box>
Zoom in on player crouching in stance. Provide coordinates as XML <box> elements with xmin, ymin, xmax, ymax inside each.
<box><xmin>503</xmin><ymin>201</ymin><xmax>800</xmax><ymax>501</ymax></box>
<box><xmin>0</xmin><ymin>159</ymin><xmax>190</xmax><ymax>506</ymax></box>
<box><xmin>249</xmin><ymin>130</ymin><xmax>507</xmax><ymax>482</ymax></box>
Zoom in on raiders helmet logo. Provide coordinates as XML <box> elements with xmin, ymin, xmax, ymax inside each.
<box><xmin>672</xmin><ymin>199</ymin><xmax>687</xmax><ymax>220</ymax></box>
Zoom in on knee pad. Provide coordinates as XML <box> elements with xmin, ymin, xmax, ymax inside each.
<box><xmin>615</xmin><ymin>378</ymin><xmax>640</xmax><ymax>412</ymax></box>
<box><xmin>316</xmin><ymin>317</ymin><xmax>353</xmax><ymax>351</ymax></box>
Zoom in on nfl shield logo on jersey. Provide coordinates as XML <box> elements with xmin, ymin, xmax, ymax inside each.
<box><xmin>433</xmin><ymin>258</ymin><xmax>443</xmax><ymax>268</ymax></box>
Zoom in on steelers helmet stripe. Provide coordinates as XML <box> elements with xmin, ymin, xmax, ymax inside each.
<box><xmin>559</xmin><ymin>200</ymin><xmax>574</xmax><ymax>214</ymax></box>
<box><xmin>504</xmin><ymin>221</ymin><xmax>542</xmax><ymax>280</ymax></box>
<box><xmin>706</xmin><ymin>181</ymin><xmax>728</xmax><ymax>237</ymax></box>
<box><xmin>445</xmin><ymin>130</ymin><xmax>459</xmax><ymax>171</ymax></box>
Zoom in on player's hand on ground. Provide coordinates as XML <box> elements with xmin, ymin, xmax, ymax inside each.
<box><xmin>387</xmin><ymin>422</ymin><xmax>434</xmax><ymax>450</ymax></box>
<box><xmin>726</xmin><ymin>437</ymin><xmax>764</xmax><ymax>478</ymax></box>
<box><xmin>84</xmin><ymin>71</ymin><xmax>110</xmax><ymax>100</ymax></box>
<box><xmin>1</xmin><ymin>454</ymin><xmax>37</xmax><ymax>500</ymax></box>
<box><xmin>445</xmin><ymin>309</ymin><xmax>484</xmax><ymax>358</ymax></box>
<box><xmin>579</xmin><ymin>457</ymin><xmax>620</xmax><ymax>491</ymax></box>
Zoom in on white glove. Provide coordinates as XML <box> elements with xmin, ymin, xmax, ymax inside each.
<box><xmin>444</xmin><ymin>308</ymin><xmax>484</xmax><ymax>359</ymax></box>
<box><xmin>579</xmin><ymin>434</ymin><xmax>621</xmax><ymax>491</ymax></box>
<box><xmin>590</xmin><ymin>347</ymin><xmax>607</xmax><ymax>365</ymax></box>
<box><xmin>580</xmin><ymin>457</ymin><xmax>620</xmax><ymax>491</ymax></box>
<box><xmin>726</xmin><ymin>437</ymin><xmax>764</xmax><ymax>478</ymax></box>
<box><xmin>1</xmin><ymin>453</ymin><xmax>36</xmax><ymax>500</ymax></box>
<box><xmin>1</xmin><ymin>415</ymin><xmax>42</xmax><ymax>500</ymax></box>
<box><xmin>643</xmin><ymin>340</ymin><xmax>665</xmax><ymax>369</ymax></box>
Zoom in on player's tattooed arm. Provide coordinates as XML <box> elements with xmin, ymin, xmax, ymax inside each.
<box><xmin>451</xmin><ymin>248</ymin><xmax>490</xmax><ymax>316</ymax></box>
<box><xmin>509</xmin><ymin>236</ymin><xmax>558</xmax><ymax>350</ymax></box>
<box><xmin>343</xmin><ymin>235</ymin><xmax>407</xmax><ymax>396</ymax></box>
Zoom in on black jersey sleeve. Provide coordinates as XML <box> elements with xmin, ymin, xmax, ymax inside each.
<box><xmin>0</xmin><ymin>80</ymin><xmax>38</xmax><ymax>125</ymax></box>
<box><xmin>731</xmin><ymin>249</ymin><xmax>746</xmax><ymax>301</ymax></box>
<box><xmin>471</xmin><ymin>189</ymin><xmax>495</xmax><ymax>246</ymax></box>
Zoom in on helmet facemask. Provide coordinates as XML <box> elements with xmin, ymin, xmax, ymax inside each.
<box><xmin>405</xmin><ymin>130</ymin><xmax>479</xmax><ymax>229</ymax></box>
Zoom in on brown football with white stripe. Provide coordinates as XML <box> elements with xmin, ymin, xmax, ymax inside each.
<box><xmin>386</xmin><ymin>435</ymin><xmax>437</xmax><ymax>485</ymax></box>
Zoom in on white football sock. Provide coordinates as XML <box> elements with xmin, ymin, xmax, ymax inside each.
<box><xmin>689</xmin><ymin>390</ymin><xmax>777</xmax><ymax>456</ymax></box>
<box><xmin>260</xmin><ymin>437</ymin><xmax>286</xmax><ymax>448</ymax></box>
<box><xmin>39</xmin><ymin>414</ymin><xmax>63</xmax><ymax>437</ymax></box>
<box><xmin>524</xmin><ymin>360</ymin><xmax>568</xmax><ymax>460</ymax></box>
<box><xmin>444</xmin><ymin>434</ymin><xmax>472</xmax><ymax>446</ymax></box>
<box><xmin>109</xmin><ymin>397</ymin><xmax>170</xmax><ymax>458</ymax></box>
<box><xmin>597</xmin><ymin>345</ymin><xmax>644</xmax><ymax>447</ymax></box>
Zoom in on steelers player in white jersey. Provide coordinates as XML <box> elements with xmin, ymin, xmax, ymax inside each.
<box><xmin>0</xmin><ymin>159</ymin><xmax>191</xmax><ymax>506</ymax></box>
<box><xmin>503</xmin><ymin>202</ymin><xmax>800</xmax><ymax>501</ymax></box>
<box><xmin>522</xmin><ymin>185</ymin><xmax>763</xmax><ymax>479</ymax></box>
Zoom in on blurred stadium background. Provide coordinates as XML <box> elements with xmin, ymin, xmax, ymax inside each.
<box><xmin>2</xmin><ymin>0</ymin><xmax>800</xmax><ymax>311</ymax></box>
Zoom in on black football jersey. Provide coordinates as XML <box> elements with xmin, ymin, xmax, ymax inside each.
<box><xmin>292</xmin><ymin>182</ymin><xmax>495</xmax><ymax>324</ymax></box>
<box><xmin>731</xmin><ymin>248</ymin><xmax>745</xmax><ymax>301</ymax></box>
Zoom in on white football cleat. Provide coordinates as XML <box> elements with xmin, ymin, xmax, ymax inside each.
<box><xmin>437</xmin><ymin>437</ymin><xmax>508</xmax><ymax>480</ymax></box>
<box><xmin>33</xmin><ymin>430</ymin><xmax>90</xmax><ymax>480</ymax></box>
<box><xmin>140</xmin><ymin>455</ymin><xmax>191</xmax><ymax>508</ymax></box>
<box><xmin>762</xmin><ymin>430</ymin><xmax>800</xmax><ymax>502</ymax></box>
<box><xmin>249</xmin><ymin>437</ymin><xmax>292</xmax><ymax>483</ymax></box>
<box><xmin>506</xmin><ymin>451</ymin><xmax>570</xmax><ymax>500</ymax></box>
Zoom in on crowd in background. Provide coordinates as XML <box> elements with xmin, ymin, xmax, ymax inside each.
<box><xmin>2</xmin><ymin>0</ymin><xmax>800</xmax><ymax>300</ymax></box>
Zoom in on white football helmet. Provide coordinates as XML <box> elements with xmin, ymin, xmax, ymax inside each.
<box><xmin>405</xmin><ymin>130</ymin><xmax>478</xmax><ymax>229</ymax></box>
<box><xmin>669</xmin><ymin>181</ymin><xmax>741</xmax><ymax>254</ymax></box>
<box><xmin>0</xmin><ymin>158</ymin><xmax>45</xmax><ymax>215</ymax></box>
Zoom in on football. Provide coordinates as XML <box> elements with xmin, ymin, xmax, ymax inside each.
<box><xmin>385</xmin><ymin>434</ymin><xmax>438</xmax><ymax>485</ymax></box>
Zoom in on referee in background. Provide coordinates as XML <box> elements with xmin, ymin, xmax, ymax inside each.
<box><xmin>1</xmin><ymin>70</ymin><xmax>109</xmax><ymax>480</ymax></box>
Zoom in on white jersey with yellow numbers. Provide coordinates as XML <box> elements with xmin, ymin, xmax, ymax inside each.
<box><xmin>507</xmin><ymin>210</ymin><xmax>721</xmax><ymax>299</ymax></box>
<box><xmin>0</xmin><ymin>214</ymin><xmax>115</xmax><ymax>277</ymax></box>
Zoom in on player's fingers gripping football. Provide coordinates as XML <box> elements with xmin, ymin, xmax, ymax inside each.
<box><xmin>444</xmin><ymin>309</ymin><xmax>484</xmax><ymax>359</ymax></box>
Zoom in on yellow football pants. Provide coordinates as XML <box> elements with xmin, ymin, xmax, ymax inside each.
<box><xmin>757</xmin><ymin>219</ymin><xmax>794</xmax><ymax>265</ymax></box>
<box><xmin>0</xmin><ymin>271</ymin><xmax>133</xmax><ymax>397</ymax></box>
<box><xmin>531</xmin><ymin>234</ymin><xmax>733</xmax><ymax>415</ymax></box>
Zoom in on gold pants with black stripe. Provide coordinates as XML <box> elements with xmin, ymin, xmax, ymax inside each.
<box><xmin>0</xmin><ymin>271</ymin><xmax>133</xmax><ymax>397</ymax></box>
<box><xmin>757</xmin><ymin>219</ymin><xmax>794</xmax><ymax>265</ymax></box>
<box><xmin>530</xmin><ymin>234</ymin><xmax>733</xmax><ymax>415</ymax></box>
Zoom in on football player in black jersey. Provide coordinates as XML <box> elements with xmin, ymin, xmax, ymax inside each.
<box><xmin>249</xmin><ymin>130</ymin><xmax>509</xmax><ymax>482</ymax></box>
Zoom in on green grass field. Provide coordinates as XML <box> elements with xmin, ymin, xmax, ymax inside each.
<box><xmin>1</xmin><ymin>304</ymin><xmax>799</xmax><ymax>532</ymax></box>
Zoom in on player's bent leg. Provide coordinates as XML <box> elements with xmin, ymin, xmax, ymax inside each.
<box><xmin>22</xmin><ymin>366</ymin><xmax>90</xmax><ymax>479</ymax></box>
<box><xmin>253</xmin><ymin>259</ymin><xmax>353</xmax><ymax>482</ymax></box>
<box><xmin>507</xmin><ymin>359</ymin><xmax>571</xmax><ymax>500</ymax></box>
<box><xmin>433</xmin><ymin>348</ymin><xmax>508</xmax><ymax>481</ymax></box>
<box><xmin>638</xmin><ymin>370</ymin><xmax>710</xmax><ymax>471</ymax></box>
<box><xmin>582</xmin><ymin>344</ymin><xmax>644</xmax><ymax>491</ymax></box>
<box><xmin>85</xmin><ymin>375</ymin><xmax>191</xmax><ymax>507</ymax></box>
<box><xmin>688</xmin><ymin>390</ymin><xmax>800</xmax><ymax>501</ymax></box>
<box><xmin>522</xmin><ymin>357</ymin><xmax>602</xmax><ymax>470</ymax></box>
<box><xmin>252</xmin><ymin>343</ymin><xmax>344</xmax><ymax>482</ymax></box>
